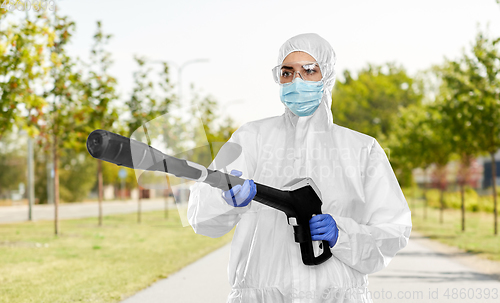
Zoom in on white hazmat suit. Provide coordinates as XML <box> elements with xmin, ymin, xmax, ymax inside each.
<box><xmin>188</xmin><ymin>33</ymin><xmax>412</xmax><ymax>303</ymax></box>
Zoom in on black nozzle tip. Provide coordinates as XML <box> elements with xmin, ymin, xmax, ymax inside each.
<box><xmin>86</xmin><ymin>130</ymin><xmax>108</xmax><ymax>159</ymax></box>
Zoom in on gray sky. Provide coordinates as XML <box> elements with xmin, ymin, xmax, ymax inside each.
<box><xmin>45</xmin><ymin>0</ymin><xmax>500</xmax><ymax>125</ymax></box>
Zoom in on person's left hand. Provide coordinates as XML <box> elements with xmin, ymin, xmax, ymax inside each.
<box><xmin>309</xmin><ymin>214</ymin><xmax>339</xmax><ymax>248</ymax></box>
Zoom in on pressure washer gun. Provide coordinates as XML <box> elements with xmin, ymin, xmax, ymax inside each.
<box><xmin>86</xmin><ymin>130</ymin><xmax>332</xmax><ymax>266</ymax></box>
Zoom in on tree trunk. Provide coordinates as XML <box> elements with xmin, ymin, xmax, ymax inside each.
<box><xmin>53</xmin><ymin>135</ymin><xmax>59</xmax><ymax>236</ymax></box>
<box><xmin>411</xmin><ymin>184</ymin><xmax>415</xmax><ymax>217</ymax></box>
<box><xmin>98</xmin><ymin>159</ymin><xmax>103</xmax><ymax>226</ymax></box>
<box><xmin>424</xmin><ymin>197</ymin><xmax>428</xmax><ymax>221</ymax></box>
<box><xmin>459</xmin><ymin>156</ymin><xmax>468</xmax><ymax>232</ymax></box>
<box><xmin>460</xmin><ymin>183</ymin><xmax>465</xmax><ymax>232</ymax></box>
<box><xmin>491</xmin><ymin>152</ymin><xmax>498</xmax><ymax>236</ymax></box>
<box><xmin>27</xmin><ymin>136</ymin><xmax>34</xmax><ymax>221</ymax></box>
<box><xmin>439</xmin><ymin>188</ymin><xmax>444</xmax><ymax>224</ymax></box>
<box><xmin>437</xmin><ymin>164</ymin><xmax>447</xmax><ymax>224</ymax></box>
<box><xmin>423</xmin><ymin>167</ymin><xmax>428</xmax><ymax>220</ymax></box>
<box><xmin>138</xmin><ymin>186</ymin><xmax>142</xmax><ymax>224</ymax></box>
<box><xmin>165</xmin><ymin>176</ymin><xmax>170</xmax><ymax>219</ymax></box>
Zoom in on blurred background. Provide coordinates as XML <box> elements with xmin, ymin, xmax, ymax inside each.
<box><xmin>1</xmin><ymin>0</ymin><xmax>500</xmax><ymax>302</ymax></box>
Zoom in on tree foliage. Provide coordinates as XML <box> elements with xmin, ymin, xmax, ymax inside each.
<box><xmin>332</xmin><ymin>63</ymin><xmax>423</xmax><ymax>141</ymax></box>
<box><xmin>42</xmin><ymin>14</ymin><xmax>88</xmax><ymax>150</ymax></box>
<box><xmin>190</xmin><ymin>91</ymin><xmax>238</xmax><ymax>166</ymax></box>
<box><xmin>126</xmin><ymin>56</ymin><xmax>174</xmax><ymax>137</ymax></box>
<box><xmin>82</xmin><ymin>21</ymin><xmax>119</xmax><ymax>139</ymax></box>
<box><xmin>388</xmin><ymin>102</ymin><xmax>454</xmax><ymax>184</ymax></box>
<box><xmin>0</xmin><ymin>11</ymin><xmax>47</xmax><ymax>139</ymax></box>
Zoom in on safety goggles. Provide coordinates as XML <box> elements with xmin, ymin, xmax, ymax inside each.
<box><xmin>272</xmin><ymin>61</ymin><xmax>325</xmax><ymax>84</ymax></box>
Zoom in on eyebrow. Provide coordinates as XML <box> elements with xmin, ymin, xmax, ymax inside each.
<box><xmin>281</xmin><ymin>63</ymin><xmax>318</xmax><ymax>70</ymax></box>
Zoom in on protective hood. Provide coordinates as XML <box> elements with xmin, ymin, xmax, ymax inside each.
<box><xmin>277</xmin><ymin>33</ymin><xmax>336</xmax><ymax>129</ymax></box>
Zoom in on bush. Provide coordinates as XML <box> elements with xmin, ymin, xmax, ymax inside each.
<box><xmin>423</xmin><ymin>187</ymin><xmax>499</xmax><ymax>213</ymax></box>
<box><xmin>402</xmin><ymin>186</ymin><xmax>425</xmax><ymax>199</ymax></box>
<box><xmin>58</xmin><ymin>151</ymin><xmax>97</xmax><ymax>202</ymax></box>
<box><xmin>424</xmin><ymin>189</ymin><xmax>442</xmax><ymax>209</ymax></box>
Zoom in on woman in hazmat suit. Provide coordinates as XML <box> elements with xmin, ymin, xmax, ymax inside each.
<box><xmin>187</xmin><ymin>33</ymin><xmax>412</xmax><ymax>303</ymax></box>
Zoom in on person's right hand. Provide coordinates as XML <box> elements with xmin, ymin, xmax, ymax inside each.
<box><xmin>221</xmin><ymin>170</ymin><xmax>256</xmax><ymax>207</ymax></box>
<box><xmin>309</xmin><ymin>214</ymin><xmax>339</xmax><ymax>248</ymax></box>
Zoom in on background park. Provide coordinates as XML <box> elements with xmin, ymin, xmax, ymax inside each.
<box><xmin>1</xmin><ymin>0</ymin><xmax>500</xmax><ymax>302</ymax></box>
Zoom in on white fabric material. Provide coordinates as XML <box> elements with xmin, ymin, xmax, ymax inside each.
<box><xmin>188</xmin><ymin>33</ymin><xmax>412</xmax><ymax>303</ymax></box>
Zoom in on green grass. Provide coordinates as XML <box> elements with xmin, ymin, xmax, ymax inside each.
<box><xmin>0</xmin><ymin>210</ymin><xmax>234</xmax><ymax>303</ymax></box>
<box><xmin>409</xmin><ymin>199</ymin><xmax>500</xmax><ymax>262</ymax></box>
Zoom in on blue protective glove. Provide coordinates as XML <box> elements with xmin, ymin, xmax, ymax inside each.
<box><xmin>221</xmin><ymin>170</ymin><xmax>257</xmax><ymax>207</ymax></box>
<box><xmin>309</xmin><ymin>214</ymin><xmax>339</xmax><ymax>248</ymax></box>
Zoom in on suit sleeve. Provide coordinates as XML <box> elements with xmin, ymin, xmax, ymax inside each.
<box><xmin>330</xmin><ymin>139</ymin><xmax>412</xmax><ymax>274</ymax></box>
<box><xmin>187</xmin><ymin>123</ymin><xmax>259</xmax><ymax>238</ymax></box>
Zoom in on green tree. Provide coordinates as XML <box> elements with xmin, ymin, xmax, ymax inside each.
<box><xmin>433</xmin><ymin>28</ymin><xmax>500</xmax><ymax>235</ymax></box>
<box><xmin>460</xmin><ymin>30</ymin><xmax>500</xmax><ymax>235</ymax></box>
<box><xmin>126</xmin><ymin>57</ymin><xmax>176</xmax><ymax>223</ymax></box>
<box><xmin>331</xmin><ymin>63</ymin><xmax>423</xmax><ymax>142</ymax></box>
<box><xmin>388</xmin><ymin>101</ymin><xmax>454</xmax><ymax>221</ymax></box>
<box><xmin>42</xmin><ymin>13</ymin><xmax>88</xmax><ymax>235</ymax></box>
<box><xmin>81</xmin><ymin>21</ymin><xmax>119</xmax><ymax>226</ymax></box>
<box><xmin>0</xmin><ymin>10</ymin><xmax>48</xmax><ymax>211</ymax></box>
<box><xmin>0</xmin><ymin>9</ymin><xmax>47</xmax><ymax>139</ymax></box>
<box><xmin>434</xmin><ymin>56</ymin><xmax>484</xmax><ymax>232</ymax></box>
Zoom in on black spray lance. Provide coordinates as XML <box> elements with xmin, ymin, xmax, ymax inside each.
<box><xmin>86</xmin><ymin>129</ymin><xmax>332</xmax><ymax>266</ymax></box>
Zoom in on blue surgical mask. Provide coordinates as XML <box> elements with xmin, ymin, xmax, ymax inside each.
<box><xmin>280</xmin><ymin>78</ymin><xmax>324</xmax><ymax>117</ymax></box>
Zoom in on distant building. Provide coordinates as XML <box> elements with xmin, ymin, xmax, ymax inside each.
<box><xmin>480</xmin><ymin>149</ymin><xmax>500</xmax><ymax>189</ymax></box>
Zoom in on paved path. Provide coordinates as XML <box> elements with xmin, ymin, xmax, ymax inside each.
<box><xmin>0</xmin><ymin>199</ymin><xmax>174</xmax><ymax>224</ymax></box>
<box><xmin>368</xmin><ymin>233</ymin><xmax>500</xmax><ymax>302</ymax></box>
<box><xmin>122</xmin><ymin>243</ymin><xmax>231</xmax><ymax>303</ymax></box>
<box><xmin>121</xmin><ymin>232</ymin><xmax>500</xmax><ymax>303</ymax></box>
